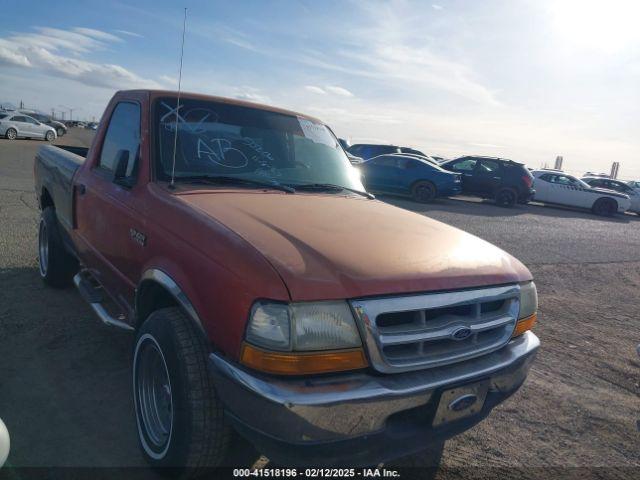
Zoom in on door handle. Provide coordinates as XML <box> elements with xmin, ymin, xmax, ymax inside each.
<box><xmin>78</xmin><ymin>184</ymin><xmax>86</xmax><ymax>195</ymax></box>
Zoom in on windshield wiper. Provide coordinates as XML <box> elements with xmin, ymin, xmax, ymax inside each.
<box><xmin>291</xmin><ymin>183</ymin><xmax>375</xmax><ymax>199</ymax></box>
<box><xmin>173</xmin><ymin>175</ymin><xmax>295</xmax><ymax>193</ymax></box>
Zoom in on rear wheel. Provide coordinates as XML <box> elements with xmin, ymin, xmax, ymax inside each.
<box><xmin>5</xmin><ymin>128</ymin><xmax>17</xmax><ymax>140</ymax></box>
<box><xmin>38</xmin><ymin>207</ymin><xmax>78</xmax><ymax>287</ymax></box>
<box><xmin>56</xmin><ymin>127</ymin><xmax>65</xmax><ymax>137</ymax></box>
<box><xmin>45</xmin><ymin>131</ymin><xmax>55</xmax><ymax>142</ymax></box>
<box><xmin>133</xmin><ymin>307</ymin><xmax>231</xmax><ymax>475</ymax></box>
<box><xmin>592</xmin><ymin>197</ymin><xmax>617</xmax><ymax>216</ymax></box>
<box><xmin>412</xmin><ymin>181</ymin><xmax>437</xmax><ymax>203</ymax></box>
<box><xmin>495</xmin><ymin>188</ymin><xmax>516</xmax><ymax>207</ymax></box>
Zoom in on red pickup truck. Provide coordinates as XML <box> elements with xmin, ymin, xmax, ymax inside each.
<box><xmin>34</xmin><ymin>89</ymin><xmax>539</xmax><ymax>472</ymax></box>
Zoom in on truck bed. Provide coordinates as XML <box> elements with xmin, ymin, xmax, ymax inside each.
<box><xmin>34</xmin><ymin>145</ymin><xmax>86</xmax><ymax>235</ymax></box>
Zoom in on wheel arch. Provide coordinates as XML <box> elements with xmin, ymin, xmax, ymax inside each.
<box><xmin>40</xmin><ymin>187</ymin><xmax>54</xmax><ymax>210</ymax></box>
<box><xmin>410</xmin><ymin>178</ymin><xmax>437</xmax><ymax>192</ymax></box>
<box><xmin>135</xmin><ymin>268</ymin><xmax>206</xmax><ymax>337</ymax></box>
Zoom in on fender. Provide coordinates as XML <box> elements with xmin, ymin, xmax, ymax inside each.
<box><xmin>136</xmin><ymin>268</ymin><xmax>205</xmax><ymax>336</ymax></box>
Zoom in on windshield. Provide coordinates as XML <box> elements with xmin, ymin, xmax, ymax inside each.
<box><xmin>153</xmin><ymin>97</ymin><xmax>363</xmax><ymax>191</ymax></box>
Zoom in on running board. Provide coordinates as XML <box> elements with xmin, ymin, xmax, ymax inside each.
<box><xmin>73</xmin><ymin>273</ymin><xmax>134</xmax><ymax>331</ymax></box>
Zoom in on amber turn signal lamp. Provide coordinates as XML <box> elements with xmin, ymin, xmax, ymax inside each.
<box><xmin>512</xmin><ymin>313</ymin><xmax>537</xmax><ymax>338</ymax></box>
<box><xmin>240</xmin><ymin>343</ymin><xmax>368</xmax><ymax>375</ymax></box>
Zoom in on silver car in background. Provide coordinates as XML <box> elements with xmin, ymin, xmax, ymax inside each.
<box><xmin>0</xmin><ymin>113</ymin><xmax>57</xmax><ymax>141</ymax></box>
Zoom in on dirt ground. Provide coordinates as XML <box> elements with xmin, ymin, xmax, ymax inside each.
<box><xmin>0</xmin><ymin>129</ymin><xmax>639</xmax><ymax>479</ymax></box>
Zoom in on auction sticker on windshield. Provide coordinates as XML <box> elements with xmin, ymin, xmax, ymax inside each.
<box><xmin>298</xmin><ymin>117</ymin><xmax>335</xmax><ymax>146</ymax></box>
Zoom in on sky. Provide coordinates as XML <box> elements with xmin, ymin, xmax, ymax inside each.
<box><xmin>1</xmin><ymin>0</ymin><xmax>639</xmax><ymax>178</ymax></box>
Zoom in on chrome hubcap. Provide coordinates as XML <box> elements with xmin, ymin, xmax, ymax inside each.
<box><xmin>135</xmin><ymin>336</ymin><xmax>173</xmax><ymax>454</ymax></box>
<box><xmin>38</xmin><ymin>219</ymin><xmax>48</xmax><ymax>277</ymax></box>
<box><xmin>8</xmin><ymin>130</ymin><xmax>16</xmax><ymax>139</ymax></box>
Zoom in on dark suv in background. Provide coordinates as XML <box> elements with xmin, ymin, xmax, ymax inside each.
<box><xmin>440</xmin><ymin>156</ymin><xmax>535</xmax><ymax>206</ymax></box>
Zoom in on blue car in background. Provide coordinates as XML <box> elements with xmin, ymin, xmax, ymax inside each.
<box><xmin>358</xmin><ymin>154</ymin><xmax>462</xmax><ymax>202</ymax></box>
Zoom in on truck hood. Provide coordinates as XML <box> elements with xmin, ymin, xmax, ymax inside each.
<box><xmin>180</xmin><ymin>192</ymin><xmax>532</xmax><ymax>301</ymax></box>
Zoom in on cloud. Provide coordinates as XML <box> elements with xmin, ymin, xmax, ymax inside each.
<box><xmin>73</xmin><ymin>27</ymin><xmax>122</xmax><ymax>43</ymax></box>
<box><xmin>305</xmin><ymin>85</ymin><xmax>327</xmax><ymax>94</ymax></box>
<box><xmin>159</xmin><ymin>74</ymin><xmax>178</xmax><ymax>87</ymax></box>
<box><xmin>0</xmin><ymin>26</ymin><xmax>160</xmax><ymax>90</ymax></box>
<box><xmin>232</xmin><ymin>86</ymin><xmax>271</xmax><ymax>104</ymax></box>
<box><xmin>432</xmin><ymin>4</ymin><xmax>444</xmax><ymax>10</ymax></box>
<box><xmin>114</xmin><ymin>29</ymin><xmax>144</xmax><ymax>38</ymax></box>
<box><xmin>325</xmin><ymin>85</ymin><xmax>354</xmax><ymax>97</ymax></box>
<box><xmin>304</xmin><ymin>85</ymin><xmax>354</xmax><ymax>97</ymax></box>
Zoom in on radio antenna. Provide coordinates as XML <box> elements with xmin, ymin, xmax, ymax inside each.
<box><xmin>169</xmin><ymin>7</ymin><xmax>187</xmax><ymax>190</ymax></box>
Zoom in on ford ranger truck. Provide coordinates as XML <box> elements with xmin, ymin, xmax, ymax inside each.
<box><xmin>34</xmin><ymin>89</ymin><xmax>539</xmax><ymax>472</ymax></box>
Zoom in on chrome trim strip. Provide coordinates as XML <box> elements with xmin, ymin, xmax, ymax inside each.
<box><xmin>350</xmin><ymin>284</ymin><xmax>521</xmax><ymax>373</ymax></box>
<box><xmin>139</xmin><ymin>268</ymin><xmax>205</xmax><ymax>334</ymax></box>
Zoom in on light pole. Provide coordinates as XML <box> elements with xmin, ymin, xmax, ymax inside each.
<box><xmin>59</xmin><ymin>105</ymin><xmax>78</xmax><ymax>122</ymax></box>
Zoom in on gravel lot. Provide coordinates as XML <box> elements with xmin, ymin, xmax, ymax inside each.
<box><xmin>0</xmin><ymin>129</ymin><xmax>638</xmax><ymax>478</ymax></box>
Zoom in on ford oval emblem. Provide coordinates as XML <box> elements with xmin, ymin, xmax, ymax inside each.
<box><xmin>451</xmin><ymin>327</ymin><xmax>472</xmax><ymax>341</ymax></box>
<box><xmin>448</xmin><ymin>394</ymin><xmax>478</xmax><ymax>412</ymax></box>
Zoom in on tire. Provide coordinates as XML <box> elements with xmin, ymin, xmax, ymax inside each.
<box><xmin>56</xmin><ymin>127</ymin><xmax>65</xmax><ymax>137</ymax></box>
<box><xmin>592</xmin><ymin>197</ymin><xmax>617</xmax><ymax>216</ymax></box>
<box><xmin>5</xmin><ymin>128</ymin><xmax>17</xmax><ymax>140</ymax></box>
<box><xmin>133</xmin><ymin>307</ymin><xmax>230</xmax><ymax>475</ymax></box>
<box><xmin>38</xmin><ymin>207</ymin><xmax>78</xmax><ymax>287</ymax></box>
<box><xmin>495</xmin><ymin>188</ymin><xmax>517</xmax><ymax>207</ymax></box>
<box><xmin>388</xmin><ymin>441</ymin><xmax>444</xmax><ymax>479</ymax></box>
<box><xmin>45</xmin><ymin>131</ymin><xmax>55</xmax><ymax>142</ymax></box>
<box><xmin>412</xmin><ymin>181</ymin><xmax>437</xmax><ymax>203</ymax></box>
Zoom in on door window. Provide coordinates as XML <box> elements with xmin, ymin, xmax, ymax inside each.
<box><xmin>98</xmin><ymin>102</ymin><xmax>141</xmax><ymax>178</ymax></box>
<box><xmin>479</xmin><ymin>159</ymin><xmax>501</xmax><ymax>173</ymax></box>
<box><xmin>10</xmin><ymin>116</ymin><xmax>27</xmax><ymax>122</ymax></box>
<box><xmin>370</xmin><ymin>156</ymin><xmax>398</xmax><ymax>167</ymax></box>
<box><xmin>450</xmin><ymin>158</ymin><xmax>477</xmax><ymax>172</ymax></box>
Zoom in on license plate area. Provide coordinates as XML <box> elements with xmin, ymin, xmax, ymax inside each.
<box><xmin>432</xmin><ymin>380</ymin><xmax>489</xmax><ymax>427</ymax></box>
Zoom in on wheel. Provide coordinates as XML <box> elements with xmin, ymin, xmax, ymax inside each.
<box><xmin>387</xmin><ymin>441</ymin><xmax>444</xmax><ymax>479</ymax></box>
<box><xmin>592</xmin><ymin>197</ymin><xmax>617</xmax><ymax>216</ymax></box>
<box><xmin>45</xmin><ymin>131</ymin><xmax>55</xmax><ymax>142</ymax></box>
<box><xmin>412</xmin><ymin>181</ymin><xmax>437</xmax><ymax>203</ymax></box>
<box><xmin>38</xmin><ymin>207</ymin><xmax>78</xmax><ymax>287</ymax></box>
<box><xmin>495</xmin><ymin>188</ymin><xmax>516</xmax><ymax>207</ymax></box>
<box><xmin>56</xmin><ymin>127</ymin><xmax>65</xmax><ymax>137</ymax></box>
<box><xmin>133</xmin><ymin>307</ymin><xmax>230</xmax><ymax>474</ymax></box>
<box><xmin>5</xmin><ymin>128</ymin><xmax>17</xmax><ymax>140</ymax></box>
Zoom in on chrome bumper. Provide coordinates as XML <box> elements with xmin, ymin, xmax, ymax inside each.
<box><xmin>209</xmin><ymin>331</ymin><xmax>539</xmax><ymax>447</ymax></box>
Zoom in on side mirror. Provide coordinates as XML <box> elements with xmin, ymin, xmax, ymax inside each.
<box><xmin>113</xmin><ymin>150</ymin><xmax>132</xmax><ymax>187</ymax></box>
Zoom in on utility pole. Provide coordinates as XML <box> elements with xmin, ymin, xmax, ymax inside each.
<box><xmin>59</xmin><ymin>105</ymin><xmax>77</xmax><ymax>122</ymax></box>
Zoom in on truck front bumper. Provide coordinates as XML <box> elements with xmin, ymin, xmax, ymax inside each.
<box><xmin>208</xmin><ymin>331</ymin><xmax>539</xmax><ymax>466</ymax></box>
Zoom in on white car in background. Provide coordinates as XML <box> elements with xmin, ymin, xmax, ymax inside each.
<box><xmin>0</xmin><ymin>113</ymin><xmax>57</xmax><ymax>141</ymax></box>
<box><xmin>531</xmin><ymin>170</ymin><xmax>630</xmax><ymax>216</ymax></box>
<box><xmin>581</xmin><ymin>177</ymin><xmax>640</xmax><ymax>215</ymax></box>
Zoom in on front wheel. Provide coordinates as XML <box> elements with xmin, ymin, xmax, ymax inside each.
<box><xmin>5</xmin><ymin>128</ymin><xmax>17</xmax><ymax>140</ymax></box>
<box><xmin>412</xmin><ymin>181</ymin><xmax>437</xmax><ymax>203</ymax></box>
<box><xmin>133</xmin><ymin>307</ymin><xmax>231</xmax><ymax>474</ymax></box>
<box><xmin>45</xmin><ymin>131</ymin><xmax>55</xmax><ymax>142</ymax></box>
<box><xmin>56</xmin><ymin>127</ymin><xmax>65</xmax><ymax>137</ymax></box>
<box><xmin>592</xmin><ymin>197</ymin><xmax>617</xmax><ymax>216</ymax></box>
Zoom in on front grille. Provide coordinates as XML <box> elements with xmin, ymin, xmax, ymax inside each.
<box><xmin>350</xmin><ymin>285</ymin><xmax>521</xmax><ymax>373</ymax></box>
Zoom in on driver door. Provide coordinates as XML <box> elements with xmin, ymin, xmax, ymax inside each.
<box><xmin>74</xmin><ymin>99</ymin><xmax>147</xmax><ymax>309</ymax></box>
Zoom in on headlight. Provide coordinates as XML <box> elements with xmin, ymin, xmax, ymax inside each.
<box><xmin>242</xmin><ymin>300</ymin><xmax>367</xmax><ymax>375</ymax></box>
<box><xmin>513</xmin><ymin>281</ymin><xmax>538</xmax><ymax>337</ymax></box>
<box><xmin>246</xmin><ymin>301</ymin><xmax>361</xmax><ymax>351</ymax></box>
